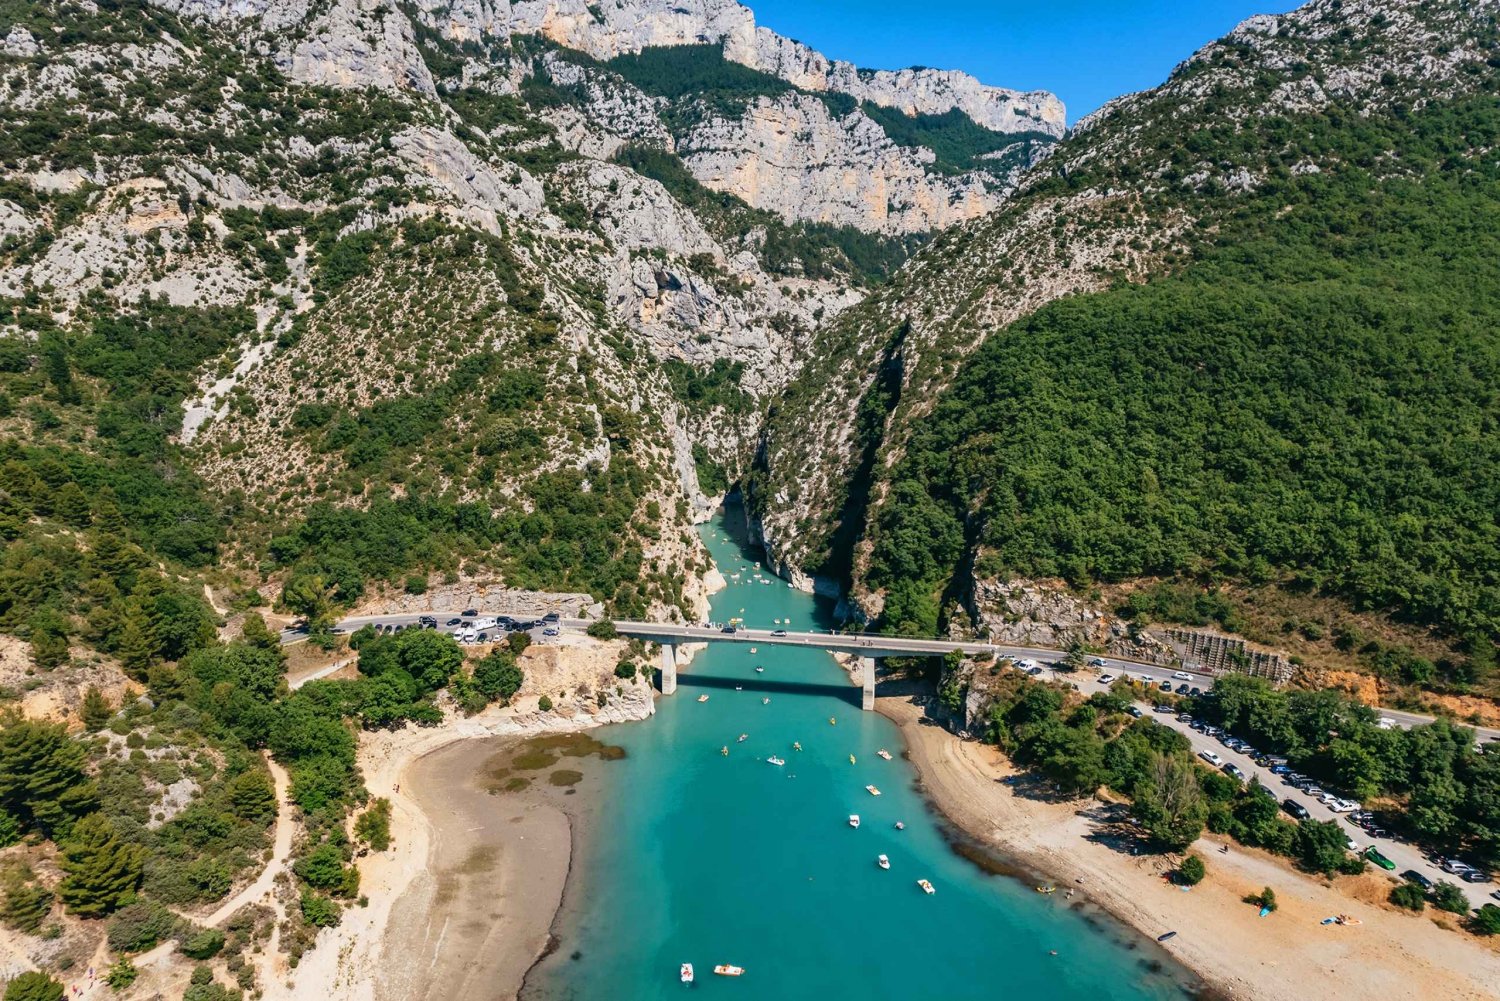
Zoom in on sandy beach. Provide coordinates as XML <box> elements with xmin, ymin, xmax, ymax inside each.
<box><xmin>878</xmin><ymin>692</ymin><xmax>1500</xmax><ymax>1001</ymax></box>
<box><xmin>375</xmin><ymin>735</ymin><xmax>593</xmax><ymax>1001</ymax></box>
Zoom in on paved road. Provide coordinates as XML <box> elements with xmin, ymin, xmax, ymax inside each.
<box><xmin>1060</xmin><ymin>669</ymin><xmax>1499</xmax><ymax>909</ymax></box>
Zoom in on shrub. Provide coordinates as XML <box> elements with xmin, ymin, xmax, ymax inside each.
<box><xmin>300</xmin><ymin>889</ymin><xmax>340</xmax><ymax>928</ymax></box>
<box><xmin>355</xmin><ymin>799</ymin><xmax>392</xmax><ymax>852</ymax></box>
<box><xmin>1245</xmin><ymin>887</ymin><xmax>1277</xmax><ymax>912</ymax></box>
<box><xmin>106</xmin><ymin>900</ymin><xmax>180</xmax><ymax>952</ymax></box>
<box><xmin>105</xmin><ymin>959</ymin><xmax>138</xmax><ymax>990</ymax></box>
<box><xmin>1177</xmin><ymin>854</ymin><xmax>1205</xmax><ymax>886</ymax></box>
<box><xmin>1471</xmin><ymin>903</ymin><xmax>1500</xmax><ymax>935</ymax></box>
<box><xmin>537</xmin><ymin>695</ymin><xmax>553</xmax><ymax>712</ymax></box>
<box><xmin>614</xmin><ymin>661</ymin><xmax>636</xmax><ymax>680</ymax></box>
<box><xmin>0</xmin><ymin>879</ymin><xmax>53</xmax><ymax>934</ymax></box>
<box><xmin>1431</xmin><ymin>881</ymin><xmax>1469</xmax><ymax>915</ymax></box>
<box><xmin>585</xmin><ymin>619</ymin><xmax>617</xmax><ymax>640</ymax></box>
<box><xmin>178</xmin><ymin>927</ymin><xmax>225</xmax><ymax>960</ymax></box>
<box><xmin>1388</xmin><ymin>883</ymin><xmax>1426</xmax><ymax>911</ymax></box>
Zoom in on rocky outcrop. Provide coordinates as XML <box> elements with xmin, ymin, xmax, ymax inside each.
<box><xmin>966</xmin><ymin>578</ymin><xmax>1177</xmax><ymax>665</ymax></box>
<box><xmin>283</xmin><ymin>0</ymin><xmax>437</xmax><ymax>95</ymax></box>
<box><xmin>390</xmin><ymin>125</ymin><xmax>547</xmax><ymax>224</ymax></box>
<box><xmin>416</xmin><ymin>0</ymin><xmax>1065</xmax><ymax>136</ymax></box>
<box><xmin>683</xmin><ymin>93</ymin><xmax>1006</xmax><ymax>234</ymax></box>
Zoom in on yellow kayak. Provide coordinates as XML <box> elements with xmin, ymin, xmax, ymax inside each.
<box><xmin>849</xmin><ymin>754</ymin><xmax>856</xmax><ymax>764</ymax></box>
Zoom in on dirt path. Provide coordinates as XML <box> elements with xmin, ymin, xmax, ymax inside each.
<box><xmin>879</xmin><ymin>693</ymin><xmax>1500</xmax><ymax>1001</ymax></box>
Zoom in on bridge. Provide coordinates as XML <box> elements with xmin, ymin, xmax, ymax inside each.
<box><xmin>566</xmin><ymin>619</ymin><xmax>997</xmax><ymax>710</ymax></box>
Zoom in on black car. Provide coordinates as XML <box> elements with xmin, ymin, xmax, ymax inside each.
<box><xmin>1175</xmin><ymin>683</ymin><xmax>1191</xmax><ymax>695</ymax></box>
<box><xmin>418</xmin><ymin>615</ymin><xmax>437</xmax><ymax>628</ymax></box>
<box><xmin>461</xmin><ymin>609</ymin><xmax>478</xmax><ymax>617</ymax></box>
<box><xmin>721</xmin><ymin>625</ymin><xmax>738</xmax><ymax>634</ymax></box>
<box><xmin>1282</xmin><ymin>799</ymin><xmax>1311</xmax><ymax>821</ymax></box>
<box><xmin>446</xmin><ymin>618</ymin><xmax>461</xmax><ymax>626</ymax></box>
<box><xmin>1188</xmin><ymin>687</ymin><xmax>1202</xmax><ymax>697</ymax></box>
<box><xmin>1400</xmin><ymin>869</ymin><xmax>1434</xmax><ymax>890</ymax></box>
<box><xmin>1126</xmin><ymin>706</ymin><xmax>1144</xmax><ymax>718</ymax></box>
<box><xmin>543</xmin><ymin>612</ymin><xmax>561</xmax><ymax>624</ymax></box>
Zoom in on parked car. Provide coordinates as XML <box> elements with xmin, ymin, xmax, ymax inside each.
<box><xmin>461</xmin><ymin>609</ymin><xmax>478</xmax><ymax>617</ymax></box>
<box><xmin>1282</xmin><ymin>799</ymin><xmax>1311</xmax><ymax>821</ymax></box>
<box><xmin>1172</xmin><ymin>671</ymin><xmax>1194</xmax><ymax>681</ymax></box>
<box><xmin>1222</xmin><ymin>763</ymin><xmax>1246</xmax><ymax>781</ymax></box>
<box><xmin>1127</xmin><ymin>706</ymin><xmax>1144</xmax><ymax>719</ymax></box>
<box><xmin>1365</xmin><ymin>846</ymin><xmax>1397</xmax><ymax>871</ymax></box>
<box><xmin>1177</xmin><ymin>713</ymin><xmax>1194</xmax><ymax>723</ymax></box>
<box><xmin>772</xmin><ymin>629</ymin><xmax>788</xmax><ymax>637</ymax></box>
<box><xmin>1158</xmin><ymin>680</ymin><xmax>1172</xmax><ymax>691</ymax></box>
<box><xmin>1461</xmin><ymin>869</ymin><xmax>1493</xmax><ymax>884</ymax></box>
<box><xmin>1153</xmin><ymin>704</ymin><xmax>1174</xmax><ymax>714</ymax></box>
<box><xmin>1027</xmin><ymin>666</ymin><xmax>1045</xmax><ymax>676</ymax></box>
<box><xmin>1089</xmin><ymin>658</ymin><xmax>1107</xmax><ymax>668</ymax></box>
<box><xmin>476</xmin><ymin>632</ymin><xmax>489</xmax><ymax>643</ymax></box>
<box><xmin>542</xmin><ymin>612</ymin><xmax>561</xmax><ymax>624</ymax></box>
<box><xmin>1188</xmin><ymin>687</ymin><xmax>1203</xmax><ymax>697</ymax></box>
<box><xmin>720</xmin><ymin>625</ymin><xmax>738</xmax><ymax>634</ymax></box>
<box><xmin>1175</xmin><ymin>684</ymin><xmax>1191</xmax><ymax>695</ymax></box>
<box><xmin>446</xmin><ymin>617</ymin><xmax>462</xmax><ymax>626</ymax></box>
<box><xmin>1098</xmin><ymin>674</ymin><xmax>1115</xmax><ymax>684</ymax></box>
<box><xmin>1377</xmin><ymin>717</ymin><xmax>1397</xmax><ymax>730</ymax></box>
<box><xmin>543</xmin><ymin>627</ymin><xmax>561</xmax><ymax>637</ymax></box>
<box><xmin>1441</xmin><ymin>858</ymin><xmax>1475</xmax><ymax>875</ymax></box>
<box><xmin>1198</xmin><ymin>750</ymin><xmax>1223</xmax><ymax>767</ymax></box>
<box><xmin>1400</xmin><ymin>870</ymin><xmax>1434</xmax><ymax>890</ymax></box>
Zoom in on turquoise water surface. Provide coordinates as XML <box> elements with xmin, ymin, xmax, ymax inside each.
<box><xmin>524</xmin><ymin>503</ymin><xmax>1190</xmax><ymax>1001</ymax></box>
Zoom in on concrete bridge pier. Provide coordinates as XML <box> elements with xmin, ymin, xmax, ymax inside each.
<box><xmin>659</xmin><ymin>641</ymin><xmax>678</xmax><ymax>696</ymax></box>
<box><xmin>860</xmin><ymin>656</ymin><xmax>877</xmax><ymax>711</ymax></box>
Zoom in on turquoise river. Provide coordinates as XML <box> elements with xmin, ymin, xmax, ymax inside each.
<box><xmin>525</xmin><ymin>503</ymin><xmax>1193</xmax><ymax>1001</ymax></box>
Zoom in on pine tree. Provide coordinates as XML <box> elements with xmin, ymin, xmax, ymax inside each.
<box><xmin>1</xmin><ymin>877</ymin><xmax>53</xmax><ymax>934</ymax></box>
<box><xmin>3</xmin><ymin>971</ymin><xmax>63</xmax><ymax>1001</ymax></box>
<box><xmin>115</xmin><ymin>611</ymin><xmax>155</xmax><ymax>678</ymax></box>
<box><xmin>56</xmin><ymin>814</ymin><xmax>145</xmax><ymax>917</ymax></box>
<box><xmin>52</xmin><ymin>483</ymin><xmax>91</xmax><ymax>529</ymax></box>
<box><xmin>0</xmin><ymin>719</ymin><xmax>96</xmax><ymax>838</ymax></box>
<box><xmin>79</xmin><ymin>686</ymin><xmax>112</xmax><ymax>732</ymax></box>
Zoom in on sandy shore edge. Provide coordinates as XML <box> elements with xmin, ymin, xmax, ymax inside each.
<box><xmin>877</xmin><ymin>692</ymin><xmax>1500</xmax><ymax>1001</ymax></box>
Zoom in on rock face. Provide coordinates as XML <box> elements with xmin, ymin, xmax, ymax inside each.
<box><xmin>420</xmin><ymin>0</ymin><xmax>1065</xmax><ymax>136</ymax></box>
<box><xmin>683</xmin><ymin>93</ymin><xmax>1006</xmax><ymax>234</ymax></box>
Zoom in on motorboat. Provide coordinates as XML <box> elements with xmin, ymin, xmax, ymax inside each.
<box><xmin>894</xmin><ymin>822</ymin><xmax>905</xmax><ymax>830</ymax></box>
<box><xmin>792</xmin><ymin>742</ymin><xmax>802</xmax><ymax>751</ymax></box>
<box><xmin>848</xmin><ymin>814</ymin><xmax>860</xmax><ymax>829</ymax></box>
<box><xmin>720</xmin><ymin>746</ymin><xmax>728</xmax><ymax>756</ymax></box>
<box><xmin>697</xmin><ymin>695</ymin><xmax>710</xmax><ymax>703</ymax></box>
<box><xmin>738</xmin><ymin>734</ymin><xmax>748</xmax><ymax>742</ymax></box>
<box><xmin>917</xmin><ymin>879</ymin><xmax>935</xmax><ymax>895</ymax></box>
<box><xmin>762</xmin><ymin>698</ymin><xmax>770</xmax><ymax>705</ymax></box>
<box><xmin>866</xmin><ymin>785</ymin><xmax>881</xmax><ymax>796</ymax></box>
<box><xmin>877</xmin><ymin>855</ymin><xmax>890</xmax><ymax>870</ymax></box>
<box><xmin>713</xmin><ymin>965</ymin><xmax>744</xmax><ymax>977</ymax></box>
<box><xmin>755</xmin><ymin>666</ymin><xmax>765</xmax><ymax>673</ymax></box>
<box><xmin>767</xmin><ymin>756</ymin><xmax>785</xmax><ymax>766</ymax></box>
<box><xmin>749</xmin><ymin>647</ymin><xmax>757</xmax><ymax>654</ymax></box>
<box><xmin>681</xmin><ymin>963</ymin><xmax>694</xmax><ymax>983</ymax></box>
<box><xmin>877</xmin><ymin>749</ymin><xmax>893</xmax><ymax>761</ymax></box>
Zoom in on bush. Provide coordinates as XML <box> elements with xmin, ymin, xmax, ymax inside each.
<box><xmin>1388</xmin><ymin>883</ymin><xmax>1426</xmax><ymax>911</ymax></box>
<box><xmin>537</xmin><ymin>695</ymin><xmax>553</xmax><ymax>712</ymax></box>
<box><xmin>3</xmin><ymin>972</ymin><xmax>62</xmax><ymax>1001</ymax></box>
<box><xmin>355</xmin><ymin>799</ymin><xmax>392</xmax><ymax>852</ymax></box>
<box><xmin>300</xmin><ymin>889</ymin><xmax>340</xmax><ymax>928</ymax></box>
<box><xmin>104</xmin><ymin>959</ymin><xmax>137</xmax><ymax>990</ymax></box>
<box><xmin>1</xmin><ymin>879</ymin><xmax>53</xmax><ymax>934</ymax></box>
<box><xmin>1177</xmin><ymin>854</ymin><xmax>1206</xmax><ymax>886</ymax></box>
<box><xmin>586</xmin><ymin>619</ymin><xmax>617</xmax><ymax>640</ymax></box>
<box><xmin>1471</xmin><ymin>903</ymin><xmax>1500</xmax><ymax>935</ymax></box>
<box><xmin>1245</xmin><ymin>887</ymin><xmax>1277</xmax><ymax>913</ymax></box>
<box><xmin>614</xmin><ymin>661</ymin><xmax>636</xmax><ymax>680</ymax></box>
<box><xmin>106</xmin><ymin>900</ymin><xmax>180</xmax><ymax>953</ymax></box>
<box><xmin>178</xmin><ymin>927</ymin><xmax>225</xmax><ymax>960</ymax></box>
<box><xmin>1431</xmin><ymin>880</ymin><xmax>1470</xmax><ymax>914</ymax></box>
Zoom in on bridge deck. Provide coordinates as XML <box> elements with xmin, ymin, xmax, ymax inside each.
<box><xmin>584</xmin><ymin>620</ymin><xmax>994</xmax><ymax>658</ymax></box>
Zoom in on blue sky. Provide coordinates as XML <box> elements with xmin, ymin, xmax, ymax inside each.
<box><xmin>744</xmin><ymin>0</ymin><xmax>1300</xmax><ymax>122</ymax></box>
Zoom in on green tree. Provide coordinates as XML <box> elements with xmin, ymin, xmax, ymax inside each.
<box><xmin>586</xmin><ymin>618</ymin><xmax>617</xmax><ymax>639</ymax></box>
<box><xmin>1178</xmin><ymin>854</ymin><xmax>1206</xmax><ymax>886</ymax></box>
<box><xmin>1431</xmin><ymin>880</ymin><xmax>1469</xmax><ymax>915</ymax></box>
<box><xmin>178</xmin><ymin>927</ymin><xmax>225</xmax><ymax>960</ymax></box>
<box><xmin>537</xmin><ymin>695</ymin><xmax>553</xmax><ymax>712</ymax></box>
<box><xmin>1131</xmin><ymin>753</ymin><xmax>1207</xmax><ymax>851</ymax></box>
<box><xmin>1247</xmin><ymin>886</ymin><xmax>1277</xmax><ymax>913</ymax></box>
<box><xmin>1471</xmin><ymin>904</ymin><xmax>1500</xmax><ymax>936</ymax></box>
<box><xmin>0</xmin><ymin>878</ymin><xmax>52</xmax><ymax>934</ymax></box>
<box><xmin>1294</xmin><ymin>819</ymin><xmax>1362</xmax><ymax>876</ymax></box>
<box><xmin>300</xmin><ymin>889</ymin><xmax>340</xmax><ymax>928</ymax></box>
<box><xmin>280</xmin><ymin>572</ymin><xmax>336</xmax><ymax>632</ymax></box>
<box><xmin>0</xmin><ymin>718</ymin><xmax>96</xmax><ymax>838</ymax></box>
<box><xmin>473</xmin><ymin>651</ymin><xmax>523</xmax><ymax>702</ymax></box>
<box><xmin>355</xmin><ymin>799</ymin><xmax>391</xmax><ymax>852</ymax></box>
<box><xmin>57</xmin><ymin>813</ymin><xmax>147</xmax><ymax>917</ymax></box>
<box><xmin>294</xmin><ymin>843</ymin><xmax>349</xmax><ymax>891</ymax></box>
<box><xmin>80</xmin><ymin>686</ymin><xmax>112</xmax><ymax>732</ymax></box>
<box><xmin>3</xmin><ymin>971</ymin><xmax>63</xmax><ymax>1001</ymax></box>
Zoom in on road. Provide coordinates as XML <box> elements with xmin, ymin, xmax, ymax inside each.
<box><xmin>1060</xmin><ymin>669</ymin><xmax>1499</xmax><ymax>910</ymax></box>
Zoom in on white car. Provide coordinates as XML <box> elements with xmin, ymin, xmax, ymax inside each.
<box><xmin>1198</xmin><ymin>750</ymin><xmax>1223</xmax><ymax>766</ymax></box>
<box><xmin>1172</xmin><ymin>671</ymin><xmax>1194</xmax><ymax>681</ymax></box>
<box><xmin>1089</xmin><ymin>658</ymin><xmax>1107</xmax><ymax>668</ymax></box>
<box><xmin>1097</xmin><ymin>674</ymin><xmax>1115</xmax><ymax>685</ymax></box>
<box><xmin>1378</xmin><ymin>717</ymin><xmax>1397</xmax><ymax>730</ymax></box>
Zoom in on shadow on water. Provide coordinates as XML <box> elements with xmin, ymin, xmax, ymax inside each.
<box><xmin>665</xmin><ymin>671</ymin><xmax>864</xmax><ymax>706</ymax></box>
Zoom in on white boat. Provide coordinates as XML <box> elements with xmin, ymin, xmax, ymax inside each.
<box><xmin>755</xmin><ymin>666</ymin><xmax>765</xmax><ymax>673</ymax></box>
<box><xmin>877</xmin><ymin>749</ymin><xmax>893</xmax><ymax>761</ymax></box>
<box><xmin>877</xmin><ymin>854</ymin><xmax>890</xmax><ymax>870</ymax></box>
<box><xmin>866</xmin><ymin>785</ymin><xmax>882</xmax><ymax>796</ymax></box>
<box><xmin>749</xmin><ymin>647</ymin><xmax>757</xmax><ymax>653</ymax></box>
<box><xmin>714</xmin><ymin>965</ymin><xmax>745</xmax><ymax>977</ymax></box>
<box><xmin>848</xmin><ymin>814</ymin><xmax>860</xmax><ymax>829</ymax></box>
<box><xmin>738</xmin><ymin>733</ymin><xmax>748</xmax><ymax>742</ymax></box>
<box><xmin>761</xmin><ymin>697</ymin><xmax>770</xmax><ymax>705</ymax></box>
<box><xmin>917</xmin><ymin>879</ymin><xmax>935</xmax><ymax>895</ymax></box>
<box><xmin>681</xmin><ymin>963</ymin><xmax>694</xmax><ymax>984</ymax></box>
<box><xmin>894</xmin><ymin>822</ymin><xmax>905</xmax><ymax>830</ymax></box>
<box><xmin>767</xmin><ymin>756</ymin><xmax>785</xmax><ymax>766</ymax></box>
<box><xmin>697</xmin><ymin>695</ymin><xmax>710</xmax><ymax>703</ymax></box>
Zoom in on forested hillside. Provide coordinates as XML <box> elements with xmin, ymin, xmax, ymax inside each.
<box><xmin>754</xmin><ymin>0</ymin><xmax>1500</xmax><ymax>694</ymax></box>
<box><xmin>873</xmin><ymin>95</ymin><xmax>1500</xmax><ymax>687</ymax></box>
